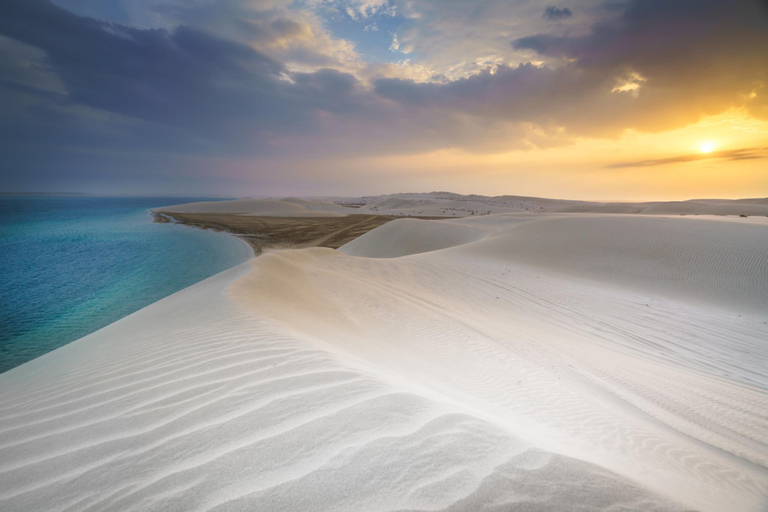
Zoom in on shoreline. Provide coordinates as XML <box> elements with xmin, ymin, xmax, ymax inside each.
<box><xmin>151</xmin><ymin>210</ymin><xmax>444</xmax><ymax>255</ymax></box>
<box><xmin>0</xmin><ymin>197</ymin><xmax>253</xmax><ymax>375</ymax></box>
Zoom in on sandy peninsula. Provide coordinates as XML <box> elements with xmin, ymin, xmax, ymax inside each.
<box><xmin>1</xmin><ymin>192</ymin><xmax>767</xmax><ymax>511</ymax></box>
<box><xmin>151</xmin><ymin>212</ymin><xmax>439</xmax><ymax>254</ymax></box>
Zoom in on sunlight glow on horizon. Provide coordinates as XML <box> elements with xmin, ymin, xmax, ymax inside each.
<box><xmin>310</xmin><ymin>109</ymin><xmax>768</xmax><ymax>201</ymax></box>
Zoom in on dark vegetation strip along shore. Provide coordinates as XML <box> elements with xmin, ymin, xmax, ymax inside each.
<box><xmin>152</xmin><ymin>211</ymin><xmax>442</xmax><ymax>255</ymax></box>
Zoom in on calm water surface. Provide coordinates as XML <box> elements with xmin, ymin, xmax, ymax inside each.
<box><xmin>0</xmin><ymin>196</ymin><xmax>252</xmax><ymax>373</ymax></box>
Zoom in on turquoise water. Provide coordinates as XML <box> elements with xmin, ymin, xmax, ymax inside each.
<box><xmin>0</xmin><ymin>196</ymin><xmax>252</xmax><ymax>374</ymax></box>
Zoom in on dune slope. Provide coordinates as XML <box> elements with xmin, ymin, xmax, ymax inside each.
<box><xmin>452</xmin><ymin>214</ymin><xmax>768</xmax><ymax>314</ymax></box>
<box><xmin>0</xmin><ymin>262</ymin><xmax>687</xmax><ymax>512</ymax></box>
<box><xmin>1</xmin><ymin>212</ymin><xmax>767</xmax><ymax>511</ymax></box>
<box><xmin>239</xmin><ymin>223</ymin><xmax>768</xmax><ymax>511</ymax></box>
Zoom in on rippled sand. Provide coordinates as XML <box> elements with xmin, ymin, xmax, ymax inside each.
<box><xmin>2</xmin><ymin>203</ymin><xmax>767</xmax><ymax>511</ymax></box>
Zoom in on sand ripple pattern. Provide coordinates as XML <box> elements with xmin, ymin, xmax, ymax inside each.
<box><xmin>0</xmin><ymin>264</ymin><xmax>685</xmax><ymax>512</ymax></box>
<box><xmin>244</xmin><ymin>215</ymin><xmax>768</xmax><ymax>511</ymax></box>
<box><xmin>2</xmin><ymin>214</ymin><xmax>767</xmax><ymax>511</ymax></box>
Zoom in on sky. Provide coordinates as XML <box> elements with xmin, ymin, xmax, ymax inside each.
<box><xmin>1</xmin><ymin>0</ymin><xmax>767</xmax><ymax>200</ymax></box>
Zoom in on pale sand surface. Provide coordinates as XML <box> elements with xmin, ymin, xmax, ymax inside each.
<box><xmin>2</xmin><ymin>195</ymin><xmax>768</xmax><ymax>511</ymax></box>
<box><xmin>157</xmin><ymin>192</ymin><xmax>768</xmax><ymax>218</ymax></box>
<box><xmin>151</xmin><ymin>212</ymin><xmax>408</xmax><ymax>254</ymax></box>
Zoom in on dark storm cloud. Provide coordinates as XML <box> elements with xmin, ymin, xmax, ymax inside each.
<box><xmin>376</xmin><ymin>60</ymin><xmax>632</xmax><ymax>138</ymax></box>
<box><xmin>379</xmin><ymin>0</ymin><xmax>768</xmax><ymax>137</ymax></box>
<box><xmin>0</xmin><ymin>0</ymin><xmax>392</xmax><ymax>192</ymax></box>
<box><xmin>605</xmin><ymin>147</ymin><xmax>768</xmax><ymax>168</ymax></box>
<box><xmin>375</xmin><ymin>63</ymin><xmax>573</xmax><ymax>119</ymax></box>
<box><xmin>543</xmin><ymin>7</ymin><xmax>572</xmax><ymax>21</ymax></box>
<box><xmin>513</xmin><ymin>0</ymin><xmax>768</xmax><ymax>113</ymax></box>
<box><xmin>0</xmin><ymin>0</ymin><xmax>537</xmax><ymax>181</ymax></box>
<box><xmin>0</xmin><ymin>0</ymin><xmax>369</xmax><ymax>148</ymax></box>
<box><xmin>0</xmin><ymin>0</ymin><xmax>275</xmax><ymax>129</ymax></box>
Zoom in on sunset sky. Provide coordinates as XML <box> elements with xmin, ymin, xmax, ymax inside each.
<box><xmin>1</xmin><ymin>0</ymin><xmax>767</xmax><ymax>199</ymax></box>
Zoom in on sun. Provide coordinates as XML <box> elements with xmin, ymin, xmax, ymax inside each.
<box><xmin>699</xmin><ymin>141</ymin><xmax>716</xmax><ymax>153</ymax></box>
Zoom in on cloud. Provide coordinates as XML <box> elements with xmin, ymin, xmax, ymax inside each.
<box><xmin>4</xmin><ymin>0</ymin><xmax>766</xmax><ymax>159</ymax></box>
<box><xmin>0</xmin><ymin>0</ymin><xmax>379</xmax><ymax>149</ymax></box>
<box><xmin>376</xmin><ymin>0</ymin><xmax>768</xmax><ymax>139</ymax></box>
<box><xmin>605</xmin><ymin>147</ymin><xmax>768</xmax><ymax>168</ymax></box>
<box><xmin>150</xmin><ymin>1</ymin><xmax>366</xmax><ymax>77</ymax></box>
<box><xmin>389</xmin><ymin>33</ymin><xmax>400</xmax><ymax>51</ymax></box>
<box><xmin>518</xmin><ymin>0</ymin><xmax>767</xmax><ymax>127</ymax></box>
<box><xmin>372</xmin><ymin>0</ymin><xmax>608</xmax><ymax>81</ymax></box>
<box><xmin>1</xmin><ymin>0</ymin><xmax>531</xmax><ymax>190</ymax></box>
<box><xmin>1</xmin><ymin>0</ymin><xmax>767</xmax><ymax>195</ymax></box>
<box><xmin>333</xmin><ymin>0</ymin><xmax>393</xmax><ymax>19</ymax></box>
<box><xmin>543</xmin><ymin>7</ymin><xmax>573</xmax><ymax>20</ymax></box>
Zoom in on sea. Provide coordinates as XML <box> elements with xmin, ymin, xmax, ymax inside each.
<box><xmin>0</xmin><ymin>196</ymin><xmax>253</xmax><ymax>374</ymax></box>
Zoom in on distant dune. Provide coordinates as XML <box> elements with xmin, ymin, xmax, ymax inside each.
<box><xmin>552</xmin><ymin>199</ymin><xmax>768</xmax><ymax>216</ymax></box>
<box><xmin>2</xmin><ymin>193</ymin><xmax>767</xmax><ymax>511</ymax></box>
<box><xmin>157</xmin><ymin>192</ymin><xmax>768</xmax><ymax>218</ymax></box>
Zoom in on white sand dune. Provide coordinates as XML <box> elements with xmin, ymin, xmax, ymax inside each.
<box><xmin>155</xmin><ymin>194</ymin><xmax>552</xmax><ymax>218</ymax></box>
<box><xmin>552</xmin><ymin>200</ymin><xmax>768</xmax><ymax>216</ymax></box>
<box><xmin>343</xmin><ymin>213</ymin><xmax>768</xmax><ymax>313</ymax></box>
<box><xmin>0</xmin><ymin>262</ymin><xmax>688</xmax><ymax>512</ymax></box>
<box><xmin>450</xmin><ymin>214</ymin><xmax>768</xmax><ymax>314</ymax></box>
<box><xmin>340</xmin><ymin>218</ymin><xmax>493</xmax><ymax>257</ymax></box>
<box><xmin>158</xmin><ymin>192</ymin><xmax>768</xmax><ymax>218</ymax></box>
<box><xmin>2</xmin><ymin>200</ymin><xmax>768</xmax><ymax>511</ymax></box>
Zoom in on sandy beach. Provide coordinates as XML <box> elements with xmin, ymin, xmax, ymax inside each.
<box><xmin>151</xmin><ymin>211</ymin><xmax>438</xmax><ymax>254</ymax></box>
<box><xmin>1</xmin><ymin>193</ymin><xmax>767</xmax><ymax>511</ymax></box>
